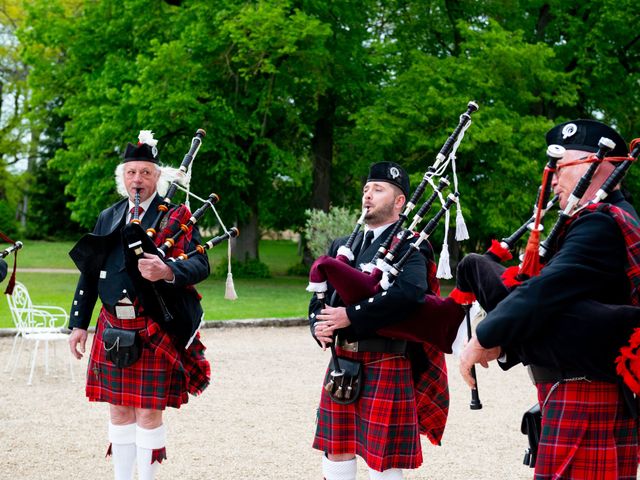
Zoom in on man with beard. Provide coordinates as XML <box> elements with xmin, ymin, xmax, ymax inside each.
<box><xmin>309</xmin><ymin>161</ymin><xmax>436</xmax><ymax>480</ymax></box>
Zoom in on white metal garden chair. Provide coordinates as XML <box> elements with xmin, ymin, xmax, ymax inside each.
<box><xmin>5</xmin><ymin>281</ymin><xmax>75</xmax><ymax>385</ymax></box>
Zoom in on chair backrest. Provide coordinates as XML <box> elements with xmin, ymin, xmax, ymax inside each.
<box><xmin>6</xmin><ymin>281</ymin><xmax>34</xmax><ymax>330</ymax></box>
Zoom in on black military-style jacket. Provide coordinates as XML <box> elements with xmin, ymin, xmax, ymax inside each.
<box><xmin>476</xmin><ymin>190</ymin><xmax>640</xmax><ymax>380</ymax></box>
<box><xmin>69</xmin><ymin>193</ymin><xmax>209</xmax><ymax>331</ymax></box>
<box><xmin>0</xmin><ymin>258</ymin><xmax>7</xmax><ymax>283</ymax></box>
<box><xmin>308</xmin><ymin>225</ymin><xmax>432</xmax><ymax>343</ymax></box>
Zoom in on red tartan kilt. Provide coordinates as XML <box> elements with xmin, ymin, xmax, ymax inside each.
<box><xmin>313</xmin><ymin>347</ymin><xmax>422</xmax><ymax>471</ymax></box>
<box><xmin>86</xmin><ymin>307</ymin><xmax>210</xmax><ymax>410</ymax></box>
<box><xmin>535</xmin><ymin>380</ymin><xmax>640</xmax><ymax>480</ymax></box>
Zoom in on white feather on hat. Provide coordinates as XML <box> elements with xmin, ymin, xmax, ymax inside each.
<box><xmin>138</xmin><ymin>130</ymin><xmax>158</xmax><ymax>147</ymax></box>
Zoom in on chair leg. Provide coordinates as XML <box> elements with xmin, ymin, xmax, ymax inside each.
<box><xmin>10</xmin><ymin>335</ymin><xmax>25</xmax><ymax>379</ymax></box>
<box><xmin>3</xmin><ymin>333</ymin><xmax>20</xmax><ymax>373</ymax></box>
<box><xmin>28</xmin><ymin>339</ymin><xmax>39</xmax><ymax>386</ymax></box>
<box><xmin>44</xmin><ymin>340</ymin><xmax>50</xmax><ymax>376</ymax></box>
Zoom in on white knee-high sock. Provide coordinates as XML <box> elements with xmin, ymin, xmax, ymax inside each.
<box><xmin>322</xmin><ymin>455</ymin><xmax>357</xmax><ymax>480</ymax></box>
<box><xmin>368</xmin><ymin>467</ymin><xmax>403</xmax><ymax>479</ymax></box>
<box><xmin>108</xmin><ymin>422</ymin><xmax>136</xmax><ymax>480</ymax></box>
<box><xmin>136</xmin><ymin>424</ymin><xmax>166</xmax><ymax>480</ymax></box>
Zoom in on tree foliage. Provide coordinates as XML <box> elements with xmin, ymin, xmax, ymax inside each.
<box><xmin>14</xmin><ymin>0</ymin><xmax>640</xmax><ymax>260</ymax></box>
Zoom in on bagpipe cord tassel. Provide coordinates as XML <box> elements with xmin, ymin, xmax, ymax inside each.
<box><xmin>225</xmin><ymin>239</ymin><xmax>238</xmax><ymax>300</ymax></box>
<box><xmin>437</xmin><ymin>209</ymin><xmax>453</xmax><ymax>279</ymax></box>
<box><xmin>175</xmin><ymin>184</ymin><xmax>239</xmax><ymax>300</ymax></box>
<box><xmin>455</xmin><ymin>197</ymin><xmax>469</xmax><ymax>241</ymax></box>
<box><xmin>518</xmin><ymin>227</ymin><xmax>541</xmax><ymax>279</ymax></box>
<box><xmin>449</xmin><ymin>135</ymin><xmax>469</xmax><ymax>242</ymax></box>
<box><xmin>519</xmin><ymin>165</ymin><xmax>553</xmax><ymax>279</ymax></box>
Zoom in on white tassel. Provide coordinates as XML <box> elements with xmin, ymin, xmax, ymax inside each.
<box><xmin>455</xmin><ymin>201</ymin><xmax>469</xmax><ymax>241</ymax></box>
<box><xmin>437</xmin><ymin>208</ymin><xmax>453</xmax><ymax>279</ymax></box>
<box><xmin>224</xmin><ymin>240</ymin><xmax>238</xmax><ymax>300</ymax></box>
<box><xmin>436</xmin><ymin>243</ymin><xmax>452</xmax><ymax>279</ymax></box>
<box><xmin>225</xmin><ymin>272</ymin><xmax>238</xmax><ymax>300</ymax></box>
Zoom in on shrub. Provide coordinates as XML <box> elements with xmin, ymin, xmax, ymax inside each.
<box><xmin>286</xmin><ymin>262</ymin><xmax>310</xmax><ymax>276</ymax></box>
<box><xmin>0</xmin><ymin>200</ymin><xmax>19</xmax><ymax>238</ymax></box>
<box><xmin>304</xmin><ymin>207</ymin><xmax>359</xmax><ymax>259</ymax></box>
<box><xmin>213</xmin><ymin>257</ymin><xmax>271</xmax><ymax>279</ymax></box>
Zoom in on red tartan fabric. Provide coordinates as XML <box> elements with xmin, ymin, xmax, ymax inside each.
<box><xmin>415</xmin><ymin>256</ymin><xmax>449</xmax><ymax>446</ymax></box>
<box><xmin>155</xmin><ymin>204</ymin><xmax>193</xmax><ymax>257</ymax></box>
<box><xmin>535</xmin><ymin>380</ymin><xmax>639</xmax><ymax>480</ymax></box>
<box><xmin>86</xmin><ymin>308</ymin><xmax>210</xmax><ymax>409</ymax></box>
<box><xmin>415</xmin><ymin>343</ymin><xmax>448</xmax><ymax>445</ymax></box>
<box><xmin>313</xmin><ymin>348</ymin><xmax>422</xmax><ymax>471</ymax></box>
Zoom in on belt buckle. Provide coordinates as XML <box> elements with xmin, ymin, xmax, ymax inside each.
<box><xmin>114</xmin><ymin>303</ymin><xmax>136</xmax><ymax>320</ymax></box>
<box><xmin>115</xmin><ymin>293</ymin><xmax>136</xmax><ymax>320</ymax></box>
<box><xmin>339</xmin><ymin>340</ymin><xmax>359</xmax><ymax>352</ymax></box>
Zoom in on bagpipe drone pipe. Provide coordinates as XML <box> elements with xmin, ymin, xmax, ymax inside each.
<box><xmin>0</xmin><ymin>234</ymin><xmax>23</xmax><ymax>292</ymax></box>
<box><xmin>451</xmin><ymin>137</ymin><xmax>640</xmax><ymax>368</ymax></box>
<box><xmin>307</xmin><ymin>101</ymin><xmax>480</xmax><ymax>354</ymax></box>
<box><xmin>451</xmin><ymin>136</ymin><xmax>638</xmax><ymax>312</ymax></box>
<box><xmin>450</xmin><ymin>142</ymin><xmax>566</xmax><ymax>312</ymax></box>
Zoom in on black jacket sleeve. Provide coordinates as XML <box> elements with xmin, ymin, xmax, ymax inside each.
<box><xmin>0</xmin><ymin>258</ymin><xmax>7</xmax><ymax>283</ymax></box>
<box><xmin>69</xmin><ymin>211</ymin><xmax>108</xmax><ymax>330</ymax></box>
<box><xmin>476</xmin><ymin>212</ymin><xmax>628</xmax><ymax>352</ymax></box>
<box><xmin>342</xmin><ymin>242</ymin><xmax>429</xmax><ymax>340</ymax></box>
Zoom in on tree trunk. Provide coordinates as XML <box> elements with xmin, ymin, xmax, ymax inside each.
<box><xmin>310</xmin><ymin>92</ymin><xmax>335</xmax><ymax>212</ymax></box>
<box><xmin>233</xmin><ymin>200</ymin><xmax>259</xmax><ymax>261</ymax></box>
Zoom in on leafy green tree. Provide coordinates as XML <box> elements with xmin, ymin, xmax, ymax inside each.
<box><xmin>20</xmin><ymin>0</ymin><xmax>332</xmax><ymax>261</ymax></box>
<box><xmin>16</xmin><ymin>0</ymin><xmax>640</xmax><ymax>258</ymax></box>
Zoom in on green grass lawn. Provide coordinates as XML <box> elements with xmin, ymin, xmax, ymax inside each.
<box><xmin>0</xmin><ymin>239</ymin><xmax>308</xmax><ymax>329</ymax></box>
<box><xmin>0</xmin><ymin>239</ymin><xmax>455</xmax><ymax>329</ymax></box>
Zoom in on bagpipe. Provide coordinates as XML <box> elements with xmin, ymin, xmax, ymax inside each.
<box><xmin>307</xmin><ymin>101</ymin><xmax>479</xmax><ymax>362</ymax></box>
<box><xmin>452</xmin><ymin>135</ymin><xmax>640</xmax><ymax>308</ymax></box>
<box><xmin>0</xmin><ymin>233</ymin><xmax>23</xmax><ymax>293</ymax></box>
<box><xmin>0</xmin><ymin>239</ymin><xmax>23</xmax><ymax>259</ymax></box>
<box><xmin>451</xmin><ymin>136</ymin><xmax>640</xmax><ymax>463</ymax></box>
<box><xmin>72</xmin><ymin>129</ymin><xmax>240</xmax><ymax>348</ymax></box>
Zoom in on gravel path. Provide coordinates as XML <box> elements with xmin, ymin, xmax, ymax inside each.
<box><xmin>0</xmin><ymin>325</ymin><xmax>538</xmax><ymax>479</ymax></box>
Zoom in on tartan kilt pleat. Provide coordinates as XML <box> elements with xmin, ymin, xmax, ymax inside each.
<box><xmin>535</xmin><ymin>380</ymin><xmax>640</xmax><ymax>480</ymax></box>
<box><xmin>415</xmin><ymin>343</ymin><xmax>448</xmax><ymax>446</ymax></box>
<box><xmin>85</xmin><ymin>307</ymin><xmax>210</xmax><ymax>410</ymax></box>
<box><xmin>312</xmin><ymin>347</ymin><xmax>422</xmax><ymax>472</ymax></box>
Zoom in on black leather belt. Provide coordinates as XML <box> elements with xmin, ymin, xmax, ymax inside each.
<box><xmin>337</xmin><ymin>337</ymin><xmax>407</xmax><ymax>354</ymax></box>
<box><xmin>528</xmin><ymin>365</ymin><xmax>590</xmax><ymax>384</ymax></box>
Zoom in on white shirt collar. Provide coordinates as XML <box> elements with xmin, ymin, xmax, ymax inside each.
<box><xmin>364</xmin><ymin>222</ymin><xmax>395</xmax><ymax>241</ymax></box>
